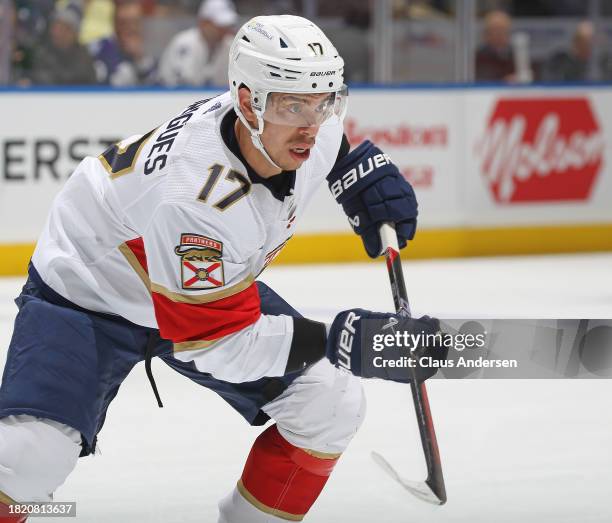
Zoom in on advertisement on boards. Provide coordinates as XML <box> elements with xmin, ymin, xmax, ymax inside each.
<box><xmin>465</xmin><ymin>89</ymin><xmax>612</xmax><ymax>226</ymax></box>
<box><xmin>2</xmin><ymin>87</ymin><xmax>612</xmax><ymax>243</ymax></box>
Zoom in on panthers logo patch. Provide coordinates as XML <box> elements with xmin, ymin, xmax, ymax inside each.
<box><xmin>174</xmin><ymin>234</ymin><xmax>225</xmax><ymax>290</ymax></box>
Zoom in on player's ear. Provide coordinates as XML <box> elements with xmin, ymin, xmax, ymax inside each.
<box><xmin>237</xmin><ymin>86</ymin><xmax>258</xmax><ymax>129</ymax></box>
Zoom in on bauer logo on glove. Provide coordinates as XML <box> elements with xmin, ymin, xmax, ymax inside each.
<box><xmin>326</xmin><ymin>309</ymin><xmax>448</xmax><ymax>383</ymax></box>
<box><xmin>326</xmin><ymin>140</ymin><xmax>418</xmax><ymax>258</ymax></box>
<box><xmin>329</xmin><ymin>149</ymin><xmax>393</xmax><ymax>199</ymax></box>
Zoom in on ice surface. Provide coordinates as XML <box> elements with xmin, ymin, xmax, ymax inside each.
<box><xmin>0</xmin><ymin>253</ymin><xmax>611</xmax><ymax>522</ymax></box>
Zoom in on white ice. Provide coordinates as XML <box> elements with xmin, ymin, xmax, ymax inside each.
<box><xmin>0</xmin><ymin>253</ymin><xmax>611</xmax><ymax>522</ymax></box>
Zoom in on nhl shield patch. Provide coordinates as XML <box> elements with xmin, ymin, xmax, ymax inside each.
<box><xmin>174</xmin><ymin>234</ymin><xmax>225</xmax><ymax>290</ymax></box>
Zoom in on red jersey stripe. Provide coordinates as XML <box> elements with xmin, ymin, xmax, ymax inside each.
<box><xmin>125</xmin><ymin>237</ymin><xmax>148</xmax><ymax>273</ymax></box>
<box><xmin>152</xmin><ymin>281</ymin><xmax>261</xmax><ymax>343</ymax></box>
<box><xmin>119</xmin><ymin>237</ymin><xmax>151</xmax><ymax>291</ymax></box>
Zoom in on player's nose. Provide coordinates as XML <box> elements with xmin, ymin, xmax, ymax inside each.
<box><xmin>298</xmin><ymin>123</ymin><xmax>320</xmax><ymax>139</ymax></box>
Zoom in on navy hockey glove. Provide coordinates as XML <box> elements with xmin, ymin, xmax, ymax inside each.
<box><xmin>326</xmin><ymin>309</ymin><xmax>447</xmax><ymax>383</ymax></box>
<box><xmin>327</xmin><ymin>141</ymin><xmax>418</xmax><ymax>258</ymax></box>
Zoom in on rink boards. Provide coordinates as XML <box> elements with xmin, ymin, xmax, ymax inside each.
<box><xmin>1</xmin><ymin>85</ymin><xmax>612</xmax><ymax>274</ymax></box>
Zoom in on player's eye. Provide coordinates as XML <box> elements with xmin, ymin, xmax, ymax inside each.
<box><xmin>287</xmin><ymin>103</ymin><xmax>303</xmax><ymax>114</ymax></box>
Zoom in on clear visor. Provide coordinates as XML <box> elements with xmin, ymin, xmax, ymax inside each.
<box><xmin>261</xmin><ymin>85</ymin><xmax>348</xmax><ymax>128</ymax></box>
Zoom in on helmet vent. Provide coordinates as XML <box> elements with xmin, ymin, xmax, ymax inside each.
<box><xmin>286</xmin><ymin>57</ymin><xmax>301</xmax><ymax>61</ymax></box>
<box><xmin>265</xmin><ymin>64</ymin><xmax>301</xmax><ymax>77</ymax></box>
<box><xmin>242</xmin><ymin>35</ymin><xmax>250</xmax><ymax>42</ymax></box>
<box><xmin>307</xmin><ymin>43</ymin><xmax>324</xmax><ymax>56</ymax></box>
<box><xmin>279</xmin><ymin>37</ymin><xmax>288</xmax><ymax>48</ymax></box>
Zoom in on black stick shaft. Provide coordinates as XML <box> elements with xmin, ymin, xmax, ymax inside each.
<box><xmin>381</xmin><ymin>224</ymin><xmax>447</xmax><ymax>504</ymax></box>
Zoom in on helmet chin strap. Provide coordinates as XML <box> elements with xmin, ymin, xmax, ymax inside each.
<box><xmin>235</xmin><ymin>106</ymin><xmax>283</xmax><ymax>172</ymax></box>
<box><xmin>249</xmin><ymin>127</ymin><xmax>283</xmax><ymax>172</ymax></box>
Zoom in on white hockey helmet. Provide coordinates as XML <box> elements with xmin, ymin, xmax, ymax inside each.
<box><xmin>228</xmin><ymin>15</ymin><xmax>348</xmax><ymax>167</ymax></box>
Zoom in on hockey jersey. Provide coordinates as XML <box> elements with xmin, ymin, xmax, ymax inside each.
<box><xmin>32</xmin><ymin>93</ymin><xmax>344</xmax><ymax>383</ymax></box>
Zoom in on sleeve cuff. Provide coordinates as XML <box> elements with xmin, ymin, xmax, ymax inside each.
<box><xmin>285</xmin><ymin>317</ymin><xmax>328</xmax><ymax>373</ymax></box>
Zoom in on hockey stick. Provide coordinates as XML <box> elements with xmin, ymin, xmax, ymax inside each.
<box><xmin>370</xmin><ymin>223</ymin><xmax>447</xmax><ymax>505</ymax></box>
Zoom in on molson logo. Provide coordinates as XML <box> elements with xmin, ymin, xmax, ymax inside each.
<box><xmin>476</xmin><ymin>98</ymin><xmax>604</xmax><ymax>203</ymax></box>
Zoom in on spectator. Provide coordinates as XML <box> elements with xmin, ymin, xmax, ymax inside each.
<box><xmin>158</xmin><ymin>0</ymin><xmax>237</xmax><ymax>87</ymax></box>
<box><xmin>1</xmin><ymin>0</ymin><xmax>15</xmax><ymax>84</ymax></box>
<box><xmin>395</xmin><ymin>0</ymin><xmax>450</xmax><ymax>19</ymax></box>
<box><xmin>79</xmin><ymin>0</ymin><xmax>115</xmax><ymax>44</ymax></box>
<box><xmin>142</xmin><ymin>0</ymin><xmax>200</xmax><ymax>16</ymax></box>
<box><xmin>90</xmin><ymin>0</ymin><xmax>157</xmax><ymax>86</ymax></box>
<box><xmin>542</xmin><ymin>21</ymin><xmax>595</xmax><ymax>82</ymax></box>
<box><xmin>28</xmin><ymin>4</ymin><xmax>97</xmax><ymax>85</ymax></box>
<box><xmin>8</xmin><ymin>0</ymin><xmax>56</xmax><ymax>85</ymax></box>
<box><xmin>12</xmin><ymin>0</ymin><xmax>56</xmax><ymax>42</ymax></box>
<box><xmin>475</xmin><ymin>10</ymin><xmax>516</xmax><ymax>82</ymax></box>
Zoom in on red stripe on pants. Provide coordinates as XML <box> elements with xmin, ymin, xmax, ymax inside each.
<box><xmin>240</xmin><ymin>424</ymin><xmax>339</xmax><ymax>519</ymax></box>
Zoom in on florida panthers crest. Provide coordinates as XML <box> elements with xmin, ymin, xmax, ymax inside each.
<box><xmin>174</xmin><ymin>234</ymin><xmax>225</xmax><ymax>290</ymax></box>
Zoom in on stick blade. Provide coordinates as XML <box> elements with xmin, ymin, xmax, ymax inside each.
<box><xmin>371</xmin><ymin>451</ymin><xmax>446</xmax><ymax>505</ymax></box>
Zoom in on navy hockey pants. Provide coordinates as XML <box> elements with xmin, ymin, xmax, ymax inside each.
<box><xmin>0</xmin><ymin>265</ymin><xmax>304</xmax><ymax>455</ymax></box>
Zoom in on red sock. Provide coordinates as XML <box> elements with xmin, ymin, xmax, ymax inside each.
<box><xmin>238</xmin><ymin>424</ymin><xmax>341</xmax><ymax>521</ymax></box>
<box><xmin>0</xmin><ymin>502</ymin><xmax>27</xmax><ymax>523</ymax></box>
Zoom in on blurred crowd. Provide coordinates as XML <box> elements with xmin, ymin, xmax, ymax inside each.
<box><xmin>0</xmin><ymin>0</ymin><xmax>611</xmax><ymax>87</ymax></box>
<box><xmin>475</xmin><ymin>9</ymin><xmax>612</xmax><ymax>83</ymax></box>
<box><xmin>1</xmin><ymin>0</ymin><xmax>239</xmax><ymax>87</ymax></box>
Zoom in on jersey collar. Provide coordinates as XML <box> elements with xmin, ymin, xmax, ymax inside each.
<box><xmin>220</xmin><ymin>109</ymin><xmax>296</xmax><ymax>202</ymax></box>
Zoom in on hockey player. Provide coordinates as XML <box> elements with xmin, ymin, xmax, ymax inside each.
<box><xmin>0</xmin><ymin>15</ymin><xmax>444</xmax><ymax>523</ymax></box>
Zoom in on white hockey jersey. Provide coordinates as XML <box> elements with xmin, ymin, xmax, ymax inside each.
<box><xmin>32</xmin><ymin>93</ymin><xmax>343</xmax><ymax>383</ymax></box>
